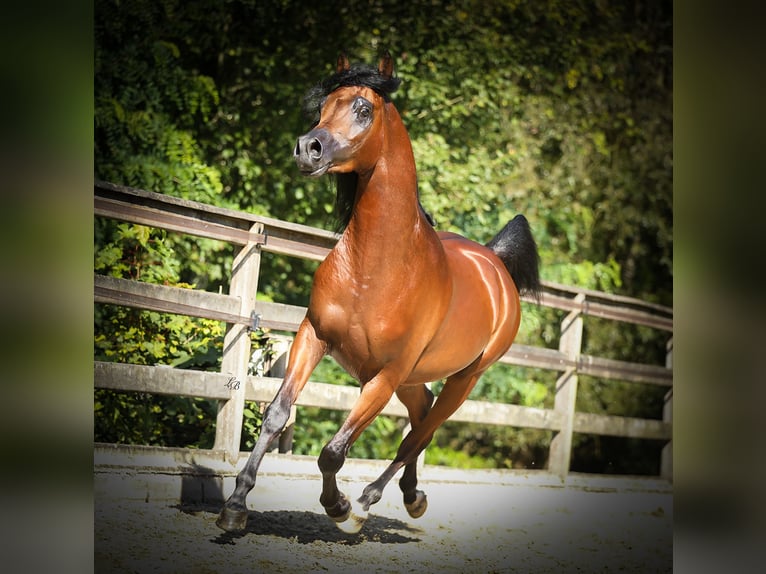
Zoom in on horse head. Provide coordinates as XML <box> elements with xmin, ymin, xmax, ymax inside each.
<box><xmin>294</xmin><ymin>52</ymin><xmax>397</xmax><ymax>176</ymax></box>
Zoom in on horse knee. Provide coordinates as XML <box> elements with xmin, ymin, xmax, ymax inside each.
<box><xmin>261</xmin><ymin>396</ymin><xmax>291</xmax><ymax>436</ymax></box>
<box><xmin>318</xmin><ymin>440</ymin><xmax>346</xmax><ymax>476</ymax></box>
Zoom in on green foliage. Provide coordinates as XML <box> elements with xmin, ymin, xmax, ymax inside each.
<box><xmin>427</xmin><ymin>421</ymin><xmax>553</xmax><ymax>470</ymax></box>
<box><xmin>425</xmin><ymin>445</ymin><xmax>499</xmax><ymax>470</ymax></box>
<box><xmin>94</xmin><ymin>0</ymin><xmax>672</xmax><ymax>473</ymax></box>
<box><xmin>94</xmin><ymin>390</ymin><xmax>218</xmax><ymax>448</ymax></box>
<box><xmin>93</xmin><ymin>216</ymin><xmax>226</xmax><ymax>447</ymax></box>
<box><xmin>94</xmin><ymin>221</ymin><xmax>226</xmax><ymax>367</ymax></box>
<box><xmin>288</xmin><ymin>406</ymin><xmax>403</xmax><ymax>462</ymax></box>
<box><xmin>239</xmin><ymin>401</ymin><xmax>264</xmax><ymax>451</ymax></box>
<box><xmin>95</xmin><ymin>1</ymin><xmax>223</xmax><ymax>203</ymax></box>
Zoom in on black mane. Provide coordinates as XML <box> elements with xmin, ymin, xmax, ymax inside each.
<box><xmin>302</xmin><ymin>63</ymin><xmax>402</xmax><ymax>123</ymax></box>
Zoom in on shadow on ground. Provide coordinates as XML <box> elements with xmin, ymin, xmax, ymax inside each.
<box><xmin>173</xmin><ymin>503</ymin><xmax>423</xmax><ymax>546</ymax></box>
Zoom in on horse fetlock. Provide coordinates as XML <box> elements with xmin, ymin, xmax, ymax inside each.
<box><xmin>323</xmin><ymin>491</ymin><xmax>351</xmax><ymax>521</ymax></box>
<box><xmin>359</xmin><ymin>484</ymin><xmax>383</xmax><ymax>511</ymax></box>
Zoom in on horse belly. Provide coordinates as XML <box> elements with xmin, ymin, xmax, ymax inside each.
<box><xmin>408</xmin><ymin>298</ymin><xmax>493</xmax><ymax>383</ymax></box>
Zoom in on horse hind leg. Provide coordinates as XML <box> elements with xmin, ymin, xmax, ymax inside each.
<box><xmin>396</xmin><ymin>384</ymin><xmax>434</xmax><ymax>518</ymax></box>
<box><xmin>352</xmin><ymin>384</ymin><xmax>434</xmax><ymax>520</ymax></box>
<box><xmin>356</xmin><ymin>366</ymin><xmax>485</xmax><ymax>522</ymax></box>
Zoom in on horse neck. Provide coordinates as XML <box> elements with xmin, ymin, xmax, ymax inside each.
<box><xmin>345</xmin><ymin>104</ymin><xmax>424</xmax><ymax>247</ymax></box>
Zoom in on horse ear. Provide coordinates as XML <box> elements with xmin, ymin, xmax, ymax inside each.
<box><xmin>336</xmin><ymin>52</ymin><xmax>350</xmax><ymax>73</ymax></box>
<box><xmin>378</xmin><ymin>50</ymin><xmax>394</xmax><ymax>79</ymax></box>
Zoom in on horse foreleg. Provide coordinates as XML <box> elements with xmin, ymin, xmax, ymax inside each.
<box><xmin>216</xmin><ymin>319</ymin><xmax>326</xmax><ymax>532</ymax></box>
<box><xmin>318</xmin><ymin>376</ymin><xmax>396</xmax><ymax>533</ymax></box>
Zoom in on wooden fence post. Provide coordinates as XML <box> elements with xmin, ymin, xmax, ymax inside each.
<box><xmin>548</xmin><ymin>293</ymin><xmax>585</xmax><ymax>478</ymax></box>
<box><xmin>213</xmin><ymin>223</ymin><xmax>263</xmax><ymax>464</ymax></box>
<box><xmin>661</xmin><ymin>337</ymin><xmax>673</xmax><ymax>481</ymax></box>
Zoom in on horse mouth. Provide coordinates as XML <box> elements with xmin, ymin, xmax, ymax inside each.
<box><xmin>298</xmin><ymin>161</ymin><xmax>332</xmax><ymax>177</ymax></box>
<box><xmin>300</xmin><ymin>163</ymin><xmax>331</xmax><ymax>177</ymax></box>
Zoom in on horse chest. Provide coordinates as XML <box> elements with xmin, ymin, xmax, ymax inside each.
<box><xmin>309</xmin><ymin>266</ymin><xmax>412</xmax><ymax>371</ymax></box>
<box><xmin>310</xmin><ymin>287</ymin><xmax>400</xmax><ymax>348</ymax></box>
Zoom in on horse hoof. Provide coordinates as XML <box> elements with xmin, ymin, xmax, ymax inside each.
<box><xmin>404</xmin><ymin>490</ymin><xmax>428</xmax><ymax>519</ymax></box>
<box><xmin>332</xmin><ymin>504</ymin><xmax>368</xmax><ymax>534</ymax></box>
<box><xmin>216</xmin><ymin>506</ymin><xmax>249</xmax><ymax>532</ymax></box>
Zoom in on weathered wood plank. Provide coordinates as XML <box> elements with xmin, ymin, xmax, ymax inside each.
<box><xmin>96</xmin><ymin>180</ymin><xmax>263</xmax><ymax>228</ymax></box>
<box><xmin>500</xmin><ymin>344</ymin><xmax>571</xmax><ymax>370</ymax></box>
<box><xmin>95</xmin><ymin>361</ymin><xmax>233</xmax><ymax>400</ymax></box>
<box><xmin>451</xmin><ymin>399</ymin><xmax>563</xmax><ymax>430</ymax></box>
<box><xmin>244</xmin><ymin>376</ymin><xmax>411</xmax><ymax>419</ymax></box>
<box><xmin>94</xmin><ymin>274</ymin><xmax>306</xmax><ymax>331</ymax></box>
<box><xmin>573</xmin><ymin>412</ymin><xmax>672</xmax><ymax>440</ymax></box>
<box><xmin>94</xmin><ymin>196</ymin><xmax>261</xmax><ymax>245</ymax></box>
<box><xmin>521</xmin><ymin>291</ymin><xmax>672</xmax><ymax>331</ymax></box>
<box><xmin>549</xmin><ymin>295</ymin><xmax>585</xmax><ymax>477</ymax></box>
<box><xmin>578</xmin><ymin>355</ymin><xmax>672</xmax><ymax>386</ymax></box>
<box><xmin>95</xmin><ymin>363</ymin><xmax>563</xmax><ymax>432</ymax></box>
<box><xmin>215</xmin><ymin>235</ymin><xmax>262</xmax><ymax>460</ymax></box>
<box><xmin>542</xmin><ymin>279</ymin><xmax>672</xmax><ymax>315</ymax></box>
<box><xmin>261</xmin><ymin>234</ymin><xmax>331</xmax><ymax>261</ymax></box>
<box><xmin>251</xmin><ymin>301</ymin><xmax>306</xmax><ymax>332</ymax></box>
<box><xmin>95</xmin><ymin>274</ymin><xmax>241</xmax><ymax>319</ymax></box>
<box><xmin>661</xmin><ymin>340</ymin><xmax>673</xmax><ymax>480</ymax></box>
<box><xmin>579</xmin><ymin>301</ymin><xmax>672</xmax><ymax>332</ymax></box>
<box><xmin>96</xmin><ymin>180</ymin><xmax>337</xmax><ymax>259</ymax></box>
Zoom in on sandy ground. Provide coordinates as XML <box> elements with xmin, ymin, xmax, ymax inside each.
<box><xmin>95</xmin><ymin>468</ymin><xmax>672</xmax><ymax>573</ymax></box>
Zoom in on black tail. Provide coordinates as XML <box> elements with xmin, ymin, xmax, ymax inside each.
<box><xmin>486</xmin><ymin>214</ymin><xmax>541</xmax><ymax>300</ymax></box>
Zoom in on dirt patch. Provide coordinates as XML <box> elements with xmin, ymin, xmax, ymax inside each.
<box><xmin>95</xmin><ymin>473</ymin><xmax>672</xmax><ymax>573</ymax></box>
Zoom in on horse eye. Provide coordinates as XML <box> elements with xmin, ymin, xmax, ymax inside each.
<box><xmin>353</xmin><ymin>97</ymin><xmax>372</xmax><ymax>122</ymax></box>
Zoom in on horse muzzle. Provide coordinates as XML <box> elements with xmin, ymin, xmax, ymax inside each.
<box><xmin>294</xmin><ymin>128</ymin><xmax>337</xmax><ymax>176</ymax></box>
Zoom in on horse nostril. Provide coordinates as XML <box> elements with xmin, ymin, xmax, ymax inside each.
<box><xmin>308</xmin><ymin>138</ymin><xmax>322</xmax><ymax>161</ymax></box>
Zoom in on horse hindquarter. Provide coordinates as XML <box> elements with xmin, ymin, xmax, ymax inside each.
<box><xmin>408</xmin><ymin>235</ymin><xmax>520</xmax><ymax>384</ymax></box>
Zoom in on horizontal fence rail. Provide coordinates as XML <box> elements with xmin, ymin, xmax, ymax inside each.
<box><xmin>94</xmin><ymin>181</ymin><xmax>673</xmax><ymax>479</ymax></box>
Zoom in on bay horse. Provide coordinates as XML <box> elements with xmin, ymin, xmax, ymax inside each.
<box><xmin>217</xmin><ymin>52</ymin><xmax>540</xmax><ymax>534</ymax></box>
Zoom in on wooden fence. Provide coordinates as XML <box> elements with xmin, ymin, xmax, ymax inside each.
<box><xmin>94</xmin><ymin>180</ymin><xmax>673</xmax><ymax>480</ymax></box>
